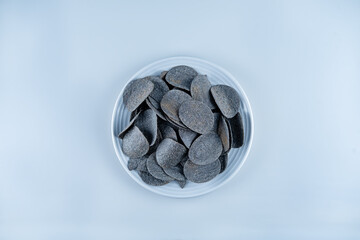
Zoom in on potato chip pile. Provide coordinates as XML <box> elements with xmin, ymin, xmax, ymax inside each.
<box><xmin>118</xmin><ymin>65</ymin><xmax>244</xmax><ymax>188</ymax></box>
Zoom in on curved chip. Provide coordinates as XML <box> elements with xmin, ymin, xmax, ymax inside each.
<box><xmin>163</xmin><ymin>165</ymin><xmax>186</xmax><ymax>181</ymax></box>
<box><xmin>118</xmin><ymin>111</ymin><xmax>141</xmax><ymax>139</ymax></box>
<box><xmin>188</xmin><ymin>133</ymin><xmax>223</xmax><ymax>165</ymax></box>
<box><xmin>165</xmin><ymin>65</ymin><xmax>198</xmax><ymax>91</ymax></box>
<box><xmin>148</xmin><ymin>96</ymin><xmax>160</xmax><ymax>109</ymax></box>
<box><xmin>134</xmin><ymin>109</ymin><xmax>157</xmax><ymax>146</ymax></box>
<box><xmin>178</xmin><ymin>129</ymin><xmax>198</xmax><ymax>148</ymax></box>
<box><xmin>190</xmin><ymin>75</ymin><xmax>216</xmax><ymax>109</ymax></box>
<box><xmin>184</xmin><ymin>159</ymin><xmax>221</xmax><ymax>183</ymax></box>
<box><xmin>176</xmin><ymin>179</ymin><xmax>187</xmax><ymax>188</ymax></box>
<box><xmin>123</xmin><ymin>78</ymin><xmax>154</xmax><ymax>112</ymax></box>
<box><xmin>165</xmin><ymin>115</ymin><xmax>187</xmax><ymax>129</ymax></box>
<box><xmin>178</xmin><ymin>100</ymin><xmax>214</xmax><ymax>134</ymax></box>
<box><xmin>226</xmin><ymin>112</ymin><xmax>244</xmax><ymax>148</ymax></box>
<box><xmin>127</xmin><ymin>156</ymin><xmax>146</xmax><ymax>171</ymax></box>
<box><xmin>210</xmin><ymin>112</ymin><xmax>221</xmax><ymax>133</ymax></box>
<box><xmin>122</xmin><ymin>126</ymin><xmax>149</xmax><ymax>158</ymax></box>
<box><xmin>146</xmin><ymin>153</ymin><xmax>174</xmax><ymax>181</ymax></box>
<box><xmin>160</xmin><ymin>89</ymin><xmax>192</xmax><ymax>124</ymax></box>
<box><xmin>156</xmin><ymin>138</ymin><xmax>187</xmax><ymax>167</ymax></box>
<box><xmin>159</xmin><ymin>124</ymin><xmax>177</xmax><ymax>141</ymax></box>
<box><xmin>138</xmin><ymin>171</ymin><xmax>170</xmax><ymax>186</ymax></box>
<box><xmin>146</xmin><ymin>76</ymin><xmax>169</xmax><ymax>103</ymax></box>
<box><xmin>160</xmin><ymin>71</ymin><xmax>168</xmax><ymax>80</ymax></box>
<box><xmin>136</xmin><ymin>157</ymin><xmax>147</xmax><ymax>172</ymax></box>
<box><xmin>210</xmin><ymin>85</ymin><xmax>240</xmax><ymax>118</ymax></box>
<box><xmin>218</xmin><ymin>116</ymin><xmax>231</xmax><ymax>153</ymax></box>
<box><xmin>219</xmin><ymin>154</ymin><xmax>228</xmax><ymax>174</ymax></box>
<box><xmin>146</xmin><ymin>98</ymin><xmax>166</xmax><ymax>120</ymax></box>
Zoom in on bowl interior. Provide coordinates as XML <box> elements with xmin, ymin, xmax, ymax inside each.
<box><xmin>112</xmin><ymin>57</ymin><xmax>253</xmax><ymax>198</ymax></box>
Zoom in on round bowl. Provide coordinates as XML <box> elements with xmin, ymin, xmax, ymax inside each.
<box><xmin>111</xmin><ymin>56</ymin><xmax>254</xmax><ymax>198</ymax></box>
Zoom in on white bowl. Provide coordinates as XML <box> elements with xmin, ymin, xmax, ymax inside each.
<box><xmin>111</xmin><ymin>56</ymin><xmax>254</xmax><ymax>198</ymax></box>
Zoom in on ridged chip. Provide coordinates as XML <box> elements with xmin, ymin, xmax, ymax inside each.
<box><xmin>122</xmin><ymin>126</ymin><xmax>149</xmax><ymax>158</ymax></box>
<box><xmin>156</xmin><ymin>138</ymin><xmax>187</xmax><ymax>167</ymax></box>
<box><xmin>165</xmin><ymin>65</ymin><xmax>198</xmax><ymax>91</ymax></box>
<box><xmin>123</xmin><ymin>78</ymin><xmax>154</xmax><ymax>112</ymax></box>
<box><xmin>184</xmin><ymin>159</ymin><xmax>221</xmax><ymax>183</ymax></box>
<box><xmin>178</xmin><ymin>100</ymin><xmax>214</xmax><ymax>134</ymax></box>
<box><xmin>210</xmin><ymin>85</ymin><xmax>240</xmax><ymax>118</ymax></box>
<box><xmin>188</xmin><ymin>133</ymin><xmax>223</xmax><ymax>165</ymax></box>
<box><xmin>190</xmin><ymin>75</ymin><xmax>216</xmax><ymax>109</ymax></box>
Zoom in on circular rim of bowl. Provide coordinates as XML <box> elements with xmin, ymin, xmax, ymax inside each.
<box><xmin>111</xmin><ymin>56</ymin><xmax>254</xmax><ymax>198</ymax></box>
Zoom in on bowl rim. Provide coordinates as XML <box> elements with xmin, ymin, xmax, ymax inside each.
<box><xmin>111</xmin><ymin>56</ymin><xmax>254</xmax><ymax>198</ymax></box>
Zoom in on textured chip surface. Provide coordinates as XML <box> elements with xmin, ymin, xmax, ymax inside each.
<box><xmin>127</xmin><ymin>156</ymin><xmax>146</xmax><ymax>171</ymax></box>
<box><xmin>178</xmin><ymin>129</ymin><xmax>198</xmax><ymax>148</ymax></box>
<box><xmin>118</xmin><ymin>111</ymin><xmax>141</xmax><ymax>139</ymax></box>
<box><xmin>138</xmin><ymin>171</ymin><xmax>170</xmax><ymax>186</ymax></box>
<box><xmin>159</xmin><ymin>124</ymin><xmax>177</xmax><ymax>141</ymax></box>
<box><xmin>134</xmin><ymin>109</ymin><xmax>157</xmax><ymax>146</ymax></box>
<box><xmin>122</xmin><ymin>126</ymin><xmax>149</xmax><ymax>158</ymax></box>
<box><xmin>160</xmin><ymin>89</ymin><xmax>192</xmax><ymax>124</ymax></box>
<box><xmin>136</xmin><ymin>157</ymin><xmax>147</xmax><ymax>172</ymax></box>
<box><xmin>163</xmin><ymin>166</ymin><xmax>186</xmax><ymax>181</ymax></box>
<box><xmin>178</xmin><ymin>100</ymin><xmax>214</xmax><ymax>134</ymax></box>
<box><xmin>218</xmin><ymin>116</ymin><xmax>231</xmax><ymax>153</ymax></box>
<box><xmin>146</xmin><ymin>153</ymin><xmax>174</xmax><ymax>181</ymax></box>
<box><xmin>123</xmin><ymin>78</ymin><xmax>154</xmax><ymax>112</ymax></box>
<box><xmin>165</xmin><ymin>65</ymin><xmax>198</xmax><ymax>91</ymax></box>
<box><xmin>227</xmin><ymin>112</ymin><xmax>244</xmax><ymax>148</ymax></box>
<box><xmin>184</xmin><ymin>159</ymin><xmax>221</xmax><ymax>183</ymax></box>
<box><xmin>176</xmin><ymin>179</ymin><xmax>187</xmax><ymax>188</ymax></box>
<box><xmin>210</xmin><ymin>85</ymin><xmax>240</xmax><ymax>118</ymax></box>
<box><xmin>188</xmin><ymin>133</ymin><xmax>223</xmax><ymax>165</ymax></box>
<box><xmin>146</xmin><ymin>98</ymin><xmax>166</xmax><ymax>120</ymax></box>
<box><xmin>147</xmin><ymin>76</ymin><xmax>169</xmax><ymax>103</ymax></box>
<box><xmin>190</xmin><ymin>75</ymin><xmax>216</xmax><ymax>109</ymax></box>
<box><xmin>156</xmin><ymin>138</ymin><xmax>187</xmax><ymax>167</ymax></box>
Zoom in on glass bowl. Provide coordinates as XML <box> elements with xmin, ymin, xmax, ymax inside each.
<box><xmin>111</xmin><ymin>56</ymin><xmax>254</xmax><ymax>198</ymax></box>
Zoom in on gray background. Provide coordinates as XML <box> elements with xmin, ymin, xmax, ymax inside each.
<box><xmin>0</xmin><ymin>0</ymin><xmax>359</xmax><ymax>239</ymax></box>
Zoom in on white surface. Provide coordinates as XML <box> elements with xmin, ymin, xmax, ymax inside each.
<box><xmin>112</xmin><ymin>57</ymin><xmax>254</xmax><ymax>198</ymax></box>
<box><xmin>0</xmin><ymin>0</ymin><xmax>360</xmax><ymax>239</ymax></box>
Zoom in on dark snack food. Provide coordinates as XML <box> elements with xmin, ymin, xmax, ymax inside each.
<box><xmin>165</xmin><ymin>65</ymin><xmax>198</xmax><ymax>91</ymax></box>
<box><xmin>190</xmin><ymin>75</ymin><xmax>217</xmax><ymax>109</ymax></box>
<box><xmin>210</xmin><ymin>85</ymin><xmax>240</xmax><ymax>118</ymax></box>
<box><xmin>178</xmin><ymin>100</ymin><xmax>214</xmax><ymax>134</ymax></box>
<box><xmin>118</xmin><ymin>65</ymin><xmax>244</xmax><ymax>188</ymax></box>
<box><xmin>188</xmin><ymin>133</ymin><xmax>223</xmax><ymax>165</ymax></box>
<box><xmin>123</xmin><ymin>78</ymin><xmax>154</xmax><ymax>112</ymax></box>
<box><xmin>183</xmin><ymin>159</ymin><xmax>221</xmax><ymax>183</ymax></box>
